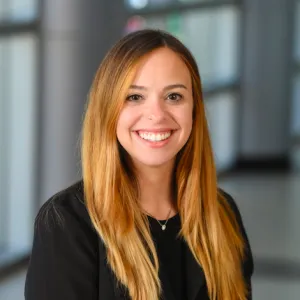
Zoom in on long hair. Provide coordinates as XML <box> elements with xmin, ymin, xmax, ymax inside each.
<box><xmin>81</xmin><ymin>29</ymin><xmax>247</xmax><ymax>300</ymax></box>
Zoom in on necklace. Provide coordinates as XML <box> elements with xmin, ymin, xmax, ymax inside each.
<box><xmin>145</xmin><ymin>208</ymin><xmax>172</xmax><ymax>231</ymax></box>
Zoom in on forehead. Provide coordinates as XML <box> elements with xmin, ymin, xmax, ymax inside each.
<box><xmin>131</xmin><ymin>47</ymin><xmax>192</xmax><ymax>88</ymax></box>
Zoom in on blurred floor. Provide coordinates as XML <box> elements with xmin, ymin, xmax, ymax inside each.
<box><xmin>219</xmin><ymin>171</ymin><xmax>300</xmax><ymax>299</ymax></box>
<box><xmin>0</xmin><ymin>171</ymin><xmax>299</xmax><ymax>300</ymax></box>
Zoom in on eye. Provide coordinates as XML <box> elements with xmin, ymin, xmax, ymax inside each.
<box><xmin>167</xmin><ymin>93</ymin><xmax>183</xmax><ymax>102</ymax></box>
<box><xmin>126</xmin><ymin>94</ymin><xmax>143</xmax><ymax>102</ymax></box>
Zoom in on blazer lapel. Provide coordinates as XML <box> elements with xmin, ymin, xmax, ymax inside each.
<box><xmin>185</xmin><ymin>243</ymin><xmax>206</xmax><ymax>300</ymax></box>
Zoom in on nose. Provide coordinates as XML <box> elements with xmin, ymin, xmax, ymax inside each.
<box><xmin>145</xmin><ymin>98</ymin><xmax>166</xmax><ymax>122</ymax></box>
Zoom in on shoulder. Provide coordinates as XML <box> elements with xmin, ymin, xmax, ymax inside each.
<box><xmin>218</xmin><ymin>188</ymin><xmax>244</xmax><ymax>221</ymax></box>
<box><xmin>25</xmin><ymin>181</ymin><xmax>99</xmax><ymax>299</ymax></box>
<box><xmin>217</xmin><ymin>188</ymin><xmax>248</xmax><ymax>233</ymax></box>
<box><xmin>218</xmin><ymin>188</ymin><xmax>254</xmax><ymax>278</ymax></box>
<box><xmin>34</xmin><ymin>180</ymin><xmax>95</xmax><ymax>238</ymax></box>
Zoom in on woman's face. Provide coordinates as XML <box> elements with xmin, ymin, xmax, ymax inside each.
<box><xmin>117</xmin><ymin>47</ymin><xmax>193</xmax><ymax>168</ymax></box>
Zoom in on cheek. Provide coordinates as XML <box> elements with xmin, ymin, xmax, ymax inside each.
<box><xmin>116</xmin><ymin>111</ymin><xmax>127</xmax><ymax>143</ymax></box>
<box><xmin>116</xmin><ymin>108</ymin><xmax>138</xmax><ymax>140</ymax></box>
<box><xmin>176</xmin><ymin>105</ymin><xmax>193</xmax><ymax>132</ymax></box>
<box><xmin>117</xmin><ymin>109</ymin><xmax>131</xmax><ymax>129</ymax></box>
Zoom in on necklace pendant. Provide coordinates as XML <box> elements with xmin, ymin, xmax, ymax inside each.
<box><xmin>162</xmin><ymin>225</ymin><xmax>166</xmax><ymax>230</ymax></box>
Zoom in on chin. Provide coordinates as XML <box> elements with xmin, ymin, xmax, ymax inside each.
<box><xmin>133</xmin><ymin>155</ymin><xmax>176</xmax><ymax>169</ymax></box>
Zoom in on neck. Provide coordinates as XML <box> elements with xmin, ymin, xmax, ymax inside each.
<box><xmin>135</xmin><ymin>160</ymin><xmax>177</xmax><ymax>220</ymax></box>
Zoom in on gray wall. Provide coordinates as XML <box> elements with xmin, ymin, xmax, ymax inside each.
<box><xmin>240</xmin><ymin>0</ymin><xmax>294</xmax><ymax>158</ymax></box>
<box><xmin>39</xmin><ymin>0</ymin><xmax>128</xmax><ymax>201</ymax></box>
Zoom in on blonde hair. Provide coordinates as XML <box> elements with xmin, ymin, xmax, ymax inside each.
<box><xmin>81</xmin><ymin>29</ymin><xmax>248</xmax><ymax>299</ymax></box>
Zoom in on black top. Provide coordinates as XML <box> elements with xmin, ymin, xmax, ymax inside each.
<box><xmin>24</xmin><ymin>181</ymin><xmax>253</xmax><ymax>300</ymax></box>
<box><xmin>147</xmin><ymin>213</ymin><xmax>185</xmax><ymax>300</ymax></box>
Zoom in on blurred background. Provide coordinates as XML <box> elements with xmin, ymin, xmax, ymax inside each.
<box><xmin>0</xmin><ymin>0</ymin><xmax>299</xmax><ymax>299</ymax></box>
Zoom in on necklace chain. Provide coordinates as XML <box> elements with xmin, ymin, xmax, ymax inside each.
<box><xmin>144</xmin><ymin>207</ymin><xmax>172</xmax><ymax>231</ymax></box>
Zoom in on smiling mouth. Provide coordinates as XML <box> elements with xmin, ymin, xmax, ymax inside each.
<box><xmin>136</xmin><ymin>130</ymin><xmax>173</xmax><ymax>142</ymax></box>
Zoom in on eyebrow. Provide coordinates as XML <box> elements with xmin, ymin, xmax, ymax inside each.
<box><xmin>129</xmin><ymin>84</ymin><xmax>188</xmax><ymax>91</ymax></box>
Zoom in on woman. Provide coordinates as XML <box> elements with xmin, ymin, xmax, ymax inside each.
<box><xmin>25</xmin><ymin>29</ymin><xmax>253</xmax><ymax>300</ymax></box>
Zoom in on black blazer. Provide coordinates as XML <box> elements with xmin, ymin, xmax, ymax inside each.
<box><xmin>25</xmin><ymin>181</ymin><xmax>253</xmax><ymax>300</ymax></box>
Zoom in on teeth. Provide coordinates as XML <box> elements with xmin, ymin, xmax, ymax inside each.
<box><xmin>139</xmin><ymin>131</ymin><xmax>171</xmax><ymax>142</ymax></box>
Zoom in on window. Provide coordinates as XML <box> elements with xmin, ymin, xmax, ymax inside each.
<box><xmin>294</xmin><ymin>1</ymin><xmax>300</xmax><ymax>64</ymax></box>
<box><xmin>0</xmin><ymin>39</ymin><xmax>6</xmax><ymax>252</ymax></box>
<box><xmin>0</xmin><ymin>0</ymin><xmax>38</xmax><ymax>267</ymax></box>
<box><xmin>291</xmin><ymin>1</ymin><xmax>300</xmax><ymax>142</ymax></box>
<box><xmin>125</xmin><ymin>0</ymin><xmax>215</xmax><ymax>10</ymax></box>
<box><xmin>205</xmin><ymin>92</ymin><xmax>239</xmax><ymax>170</ymax></box>
<box><xmin>0</xmin><ymin>0</ymin><xmax>37</xmax><ymax>21</ymax></box>
<box><xmin>291</xmin><ymin>75</ymin><xmax>300</xmax><ymax>138</ymax></box>
<box><xmin>125</xmin><ymin>0</ymin><xmax>174</xmax><ymax>10</ymax></box>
